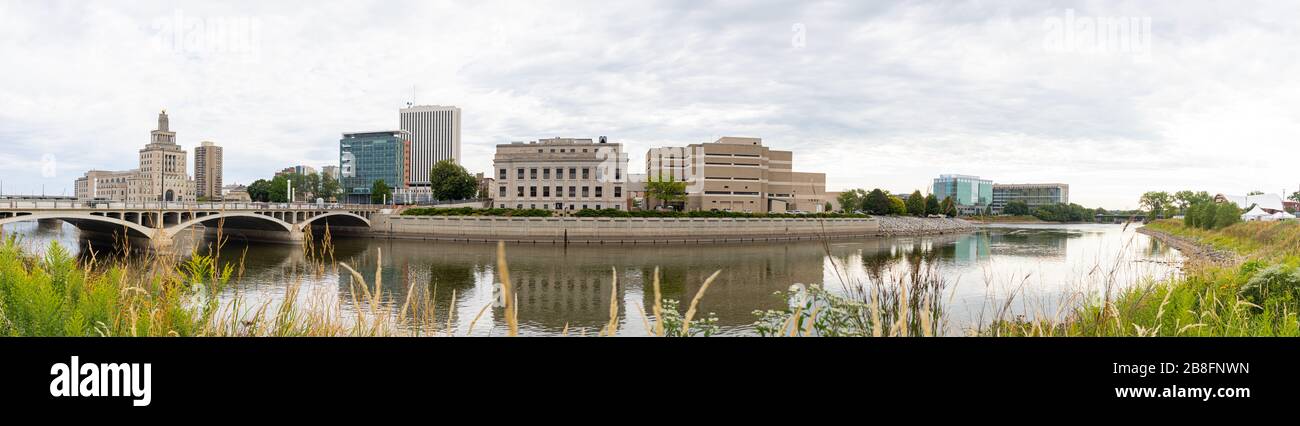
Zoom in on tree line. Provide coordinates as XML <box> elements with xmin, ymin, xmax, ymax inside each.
<box><xmin>836</xmin><ymin>189</ymin><xmax>954</xmax><ymax>217</ymax></box>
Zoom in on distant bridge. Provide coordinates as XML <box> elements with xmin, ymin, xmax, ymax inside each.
<box><xmin>0</xmin><ymin>200</ymin><xmax>380</xmax><ymax>250</ymax></box>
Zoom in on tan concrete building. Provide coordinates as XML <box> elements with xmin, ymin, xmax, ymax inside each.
<box><xmin>646</xmin><ymin>137</ymin><xmax>830</xmax><ymax>213</ymax></box>
<box><xmin>492</xmin><ymin>137</ymin><xmax>629</xmax><ymax>212</ymax></box>
<box><xmin>195</xmin><ymin>141</ymin><xmax>223</xmax><ymax>200</ymax></box>
<box><xmin>128</xmin><ymin>110</ymin><xmax>195</xmax><ymax>202</ymax></box>
<box><xmin>75</xmin><ymin>169</ymin><xmax>136</xmax><ymax>200</ymax></box>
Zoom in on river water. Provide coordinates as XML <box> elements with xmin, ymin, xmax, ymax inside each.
<box><xmin>4</xmin><ymin>221</ymin><xmax>1182</xmax><ymax>336</ymax></box>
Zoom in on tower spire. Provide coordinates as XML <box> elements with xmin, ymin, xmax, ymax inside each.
<box><xmin>158</xmin><ymin>109</ymin><xmax>169</xmax><ymax>132</ymax></box>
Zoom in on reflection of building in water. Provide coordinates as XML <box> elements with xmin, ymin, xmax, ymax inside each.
<box><xmin>986</xmin><ymin>229</ymin><xmax>1069</xmax><ymax>259</ymax></box>
<box><xmin>953</xmin><ymin>233</ymin><xmax>991</xmax><ymax>263</ymax></box>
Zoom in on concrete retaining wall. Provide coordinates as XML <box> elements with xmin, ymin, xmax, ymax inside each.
<box><xmin>369</xmin><ymin>214</ymin><xmax>885</xmax><ymax>244</ymax></box>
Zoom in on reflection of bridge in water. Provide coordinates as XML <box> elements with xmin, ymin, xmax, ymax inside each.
<box><xmin>0</xmin><ymin>200</ymin><xmax>378</xmax><ymax>250</ymax></box>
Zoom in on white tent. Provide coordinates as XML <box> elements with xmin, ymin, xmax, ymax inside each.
<box><xmin>1242</xmin><ymin>205</ymin><xmax>1271</xmax><ymax>221</ymax></box>
<box><xmin>1270</xmin><ymin>211</ymin><xmax>1296</xmax><ymax>221</ymax></box>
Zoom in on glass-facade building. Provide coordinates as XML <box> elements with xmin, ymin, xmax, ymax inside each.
<box><xmin>932</xmin><ymin>174</ymin><xmax>992</xmax><ymax>214</ymax></box>
<box><xmin>991</xmin><ymin>183</ymin><xmax>1069</xmax><ymax>211</ymax></box>
<box><xmin>340</xmin><ymin>131</ymin><xmax>409</xmax><ymax>204</ymax></box>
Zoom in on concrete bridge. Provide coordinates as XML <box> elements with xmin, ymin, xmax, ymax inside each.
<box><xmin>0</xmin><ymin>200</ymin><xmax>380</xmax><ymax>250</ymax></box>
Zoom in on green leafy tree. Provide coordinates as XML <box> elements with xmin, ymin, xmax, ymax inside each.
<box><xmin>1198</xmin><ymin>202</ymin><xmax>1219</xmax><ymax>230</ymax></box>
<box><xmin>267</xmin><ymin>174</ymin><xmax>290</xmax><ymax>202</ymax></box>
<box><xmin>429</xmin><ymin>159</ymin><xmax>478</xmax><ymax>201</ymax></box>
<box><xmin>863</xmin><ymin>189</ymin><xmax>892</xmax><ymax>215</ymax></box>
<box><xmin>905</xmin><ymin>191</ymin><xmax>925</xmax><ymax>217</ymax></box>
<box><xmin>319</xmin><ymin>173</ymin><xmax>342</xmax><ymax>202</ymax></box>
<box><xmin>371</xmin><ymin>179</ymin><xmax>393</xmax><ymax>205</ymax></box>
<box><xmin>824</xmin><ymin>202</ymin><xmax>833</xmax><ymax>213</ymax></box>
<box><xmin>647</xmin><ymin>176</ymin><xmax>687</xmax><ymax>210</ymax></box>
<box><xmin>837</xmin><ymin>189</ymin><xmax>867</xmax><ymax>213</ymax></box>
<box><xmin>924</xmin><ymin>193</ymin><xmax>939</xmax><ymax>216</ymax></box>
<box><xmin>1184</xmin><ymin>203</ymin><xmax>1200</xmax><ymax>228</ymax></box>
<box><xmin>1003</xmin><ymin>200</ymin><xmax>1031</xmax><ymax>216</ymax></box>
<box><xmin>1214</xmin><ymin>202</ymin><xmax>1242</xmax><ymax>229</ymax></box>
<box><xmin>247</xmin><ymin>179</ymin><xmax>272</xmax><ymax>202</ymax></box>
<box><xmin>889</xmin><ymin>196</ymin><xmax>907</xmax><ymax>216</ymax></box>
<box><xmin>940</xmin><ymin>196</ymin><xmax>957</xmax><ymax>217</ymax></box>
<box><xmin>1139</xmin><ymin>191</ymin><xmax>1174</xmax><ymax>220</ymax></box>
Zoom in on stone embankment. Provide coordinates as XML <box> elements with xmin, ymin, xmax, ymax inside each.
<box><xmin>874</xmin><ymin>216</ymin><xmax>977</xmax><ymax>236</ymax></box>
<box><xmin>1136</xmin><ymin>227</ymin><xmax>1242</xmax><ymax>265</ymax></box>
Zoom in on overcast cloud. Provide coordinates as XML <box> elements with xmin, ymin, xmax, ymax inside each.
<box><xmin>2</xmin><ymin>0</ymin><xmax>1298</xmax><ymax>209</ymax></box>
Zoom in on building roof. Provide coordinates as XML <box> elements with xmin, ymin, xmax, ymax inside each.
<box><xmin>1219</xmin><ymin>193</ymin><xmax>1285</xmax><ymax>212</ymax></box>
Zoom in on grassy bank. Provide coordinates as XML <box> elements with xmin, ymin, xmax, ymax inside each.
<box><xmin>987</xmin><ymin>220</ymin><xmax>1300</xmax><ymax>336</ymax></box>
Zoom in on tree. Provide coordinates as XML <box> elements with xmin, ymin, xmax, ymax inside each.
<box><xmin>1184</xmin><ymin>203</ymin><xmax>1200</xmax><ymax>228</ymax></box>
<box><xmin>889</xmin><ymin>196</ymin><xmax>907</xmax><ymax>216</ymax></box>
<box><xmin>428</xmin><ymin>159</ymin><xmax>478</xmax><ymax>201</ymax></box>
<box><xmin>837</xmin><ymin>189</ymin><xmax>867</xmax><ymax>213</ymax></box>
<box><xmin>824</xmin><ymin>202</ymin><xmax>833</xmax><ymax>213</ymax></box>
<box><xmin>905</xmin><ymin>191</ymin><xmax>925</xmax><ymax>217</ymax></box>
<box><xmin>940</xmin><ymin>196</ymin><xmax>957</xmax><ymax>217</ymax></box>
<box><xmin>304</xmin><ymin>172</ymin><xmax>321</xmax><ymax>200</ymax></box>
<box><xmin>247</xmin><ymin>179</ymin><xmax>272</xmax><ymax>202</ymax></box>
<box><xmin>268</xmin><ymin>174</ymin><xmax>291</xmax><ymax>202</ymax></box>
<box><xmin>371</xmin><ymin>179</ymin><xmax>392</xmax><ymax>205</ymax></box>
<box><xmin>1139</xmin><ymin>191</ymin><xmax>1173</xmax><ymax>220</ymax></box>
<box><xmin>1003</xmin><ymin>200</ymin><xmax>1031</xmax><ymax>216</ymax></box>
<box><xmin>646</xmin><ymin>176</ymin><xmax>686</xmax><ymax>210</ymax></box>
<box><xmin>863</xmin><ymin>189</ymin><xmax>893</xmax><ymax>215</ymax></box>
<box><xmin>1214</xmin><ymin>203</ymin><xmax>1242</xmax><ymax>229</ymax></box>
<box><xmin>925</xmin><ymin>194</ymin><xmax>939</xmax><ymax>216</ymax></box>
<box><xmin>1198</xmin><ymin>202</ymin><xmax>1219</xmax><ymax>230</ymax></box>
<box><xmin>320</xmin><ymin>173</ymin><xmax>342</xmax><ymax>202</ymax></box>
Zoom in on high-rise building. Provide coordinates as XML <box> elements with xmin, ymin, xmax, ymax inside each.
<box><xmin>275</xmin><ymin>165</ymin><xmax>317</xmax><ymax>177</ymax></box>
<box><xmin>492</xmin><ymin>137</ymin><xmax>628</xmax><ymax>211</ymax></box>
<box><xmin>645</xmin><ymin>137</ymin><xmax>829</xmax><ymax>213</ymax></box>
<box><xmin>932</xmin><ymin>174</ymin><xmax>992</xmax><ymax>215</ymax></box>
<box><xmin>127</xmin><ymin>110</ymin><xmax>195</xmax><ymax>202</ymax></box>
<box><xmin>195</xmin><ymin>141</ymin><xmax>223</xmax><ymax>200</ymax></box>
<box><xmin>992</xmin><ymin>183</ymin><xmax>1069</xmax><ymax>211</ymax></box>
<box><xmin>339</xmin><ymin>130</ymin><xmax>410</xmax><ymax>204</ymax></box>
<box><xmin>399</xmin><ymin>105</ymin><xmax>461</xmax><ymax>189</ymax></box>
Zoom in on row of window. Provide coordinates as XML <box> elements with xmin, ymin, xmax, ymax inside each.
<box><xmin>500</xmin><ymin>167</ymin><xmax>621</xmax><ymax>181</ymax></box>
<box><xmin>501</xmin><ymin>186</ymin><xmax>623</xmax><ymax>198</ymax></box>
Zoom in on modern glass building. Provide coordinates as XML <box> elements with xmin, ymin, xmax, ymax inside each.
<box><xmin>932</xmin><ymin>174</ymin><xmax>992</xmax><ymax>214</ymax></box>
<box><xmin>992</xmin><ymin>183</ymin><xmax>1069</xmax><ymax>211</ymax></box>
<box><xmin>340</xmin><ymin>131</ymin><xmax>409</xmax><ymax>204</ymax></box>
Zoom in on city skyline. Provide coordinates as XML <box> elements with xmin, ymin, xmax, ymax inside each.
<box><xmin>3</xmin><ymin>1</ymin><xmax>1300</xmax><ymax>209</ymax></box>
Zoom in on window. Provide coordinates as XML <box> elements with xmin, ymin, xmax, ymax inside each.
<box><xmin>517</xmin><ymin>186</ymin><xmax>524</xmax><ymax>197</ymax></box>
<box><xmin>556</xmin><ymin>168</ymin><xmax>564</xmax><ymax>179</ymax></box>
<box><xmin>498</xmin><ymin>186</ymin><xmax>506</xmax><ymax>197</ymax></box>
<box><xmin>569</xmin><ymin>186</ymin><xmax>576</xmax><ymax>197</ymax></box>
<box><xmin>529</xmin><ymin>168</ymin><xmax>537</xmax><ymax>179</ymax></box>
<box><xmin>543</xmin><ymin>169</ymin><xmax>550</xmax><ymax>179</ymax></box>
<box><xmin>517</xmin><ymin>204</ymin><xmax>523</xmax><ymax>209</ymax></box>
<box><xmin>569</xmin><ymin>168</ymin><xmax>577</xmax><ymax>179</ymax></box>
<box><xmin>555</xmin><ymin>202</ymin><xmax>563</xmax><ymax>210</ymax></box>
<box><xmin>614</xmin><ymin>186</ymin><xmax>622</xmax><ymax>198</ymax></box>
<box><xmin>499</xmin><ymin>169</ymin><xmax>507</xmax><ymax>180</ymax></box>
<box><xmin>595</xmin><ymin>186</ymin><xmax>603</xmax><ymax>197</ymax></box>
<box><xmin>517</xmin><ymin>168</ymin><xmax>524</xmax><ymax>179</ymax></box>
<box><xmin>615</xmin><ymin>168</ymin><xmax>621</xmax><ymax>180</ymax></box>
<box><xmin>529</xmin><ymin>186</ymin><xmax>537</xmax><ymax>197</ymax></box>
<box><xmin>582</xmin><ymin>186</ymin><xmax>589</xmax><ymax>197</ymax></box>
<box><xmin>582</xmin><ymin>168</ymin><xmax>590</xmax><ymax>179</ymax></box>
<box><xmin>556</xmin><ymin>186</ymin><xmax>563</xmax><ymax>197</ymax></box>
<box><xmin>543</xmin><ymin>186</ymin><xmax>550</xmax><ymax>197</ymax></box>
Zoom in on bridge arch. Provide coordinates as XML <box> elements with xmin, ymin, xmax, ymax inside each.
<box><xmin>163</xmin><ymin>212</ymin><xmax>296</xmax><ymax>238</ymax></box>
<box><xmin>295</xmin><ymin>212</ymin><xmax>372</xmax><ymax>232</ymax></box>
<box><xmin>0</xmin><ymin>212</ymin><xmax>157</xmax><ymax>239</ymax></box>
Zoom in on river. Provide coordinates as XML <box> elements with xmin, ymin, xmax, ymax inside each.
<box><xmin>3</xmin><ymin>221</ymin><xmax>1182</xmax><ymax>336</ymax></box>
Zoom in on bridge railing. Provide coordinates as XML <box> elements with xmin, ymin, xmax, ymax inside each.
<box><xmin>0</xmin><ymin>200</ymin><xmax>382</xmax><ymax>211</ymax></box>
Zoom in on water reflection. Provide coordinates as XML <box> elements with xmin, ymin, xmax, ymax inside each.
<box><xmin>4</xmin><ymin>221</ymin><xmax>1182</xmax><ymax>336</ymax></box>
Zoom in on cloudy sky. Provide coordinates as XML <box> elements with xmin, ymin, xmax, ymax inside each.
<box><xmin>1</xmin><ymin>0</ymin><xmax>1297</xmax><ymax>209</ymax></box>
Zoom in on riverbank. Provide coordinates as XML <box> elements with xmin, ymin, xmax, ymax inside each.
<box><xmin>874</xmin><ymin>216</ymin><xmax>975</xmax><ymax>235</ymax></box>
<box><xmin>368</xmin><ymin>214</ymin><xmax>975</xmax><ymax>244</ymax></box>
<box><xmin>1136</xmin><ymin>225</ymin><xmax>1241</xmax><ymax>265</ymax></box>
<box><xmin>988</xmin><ymin>220</ymin><xmax>1300</xmax><ymax>336</ymax></box>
